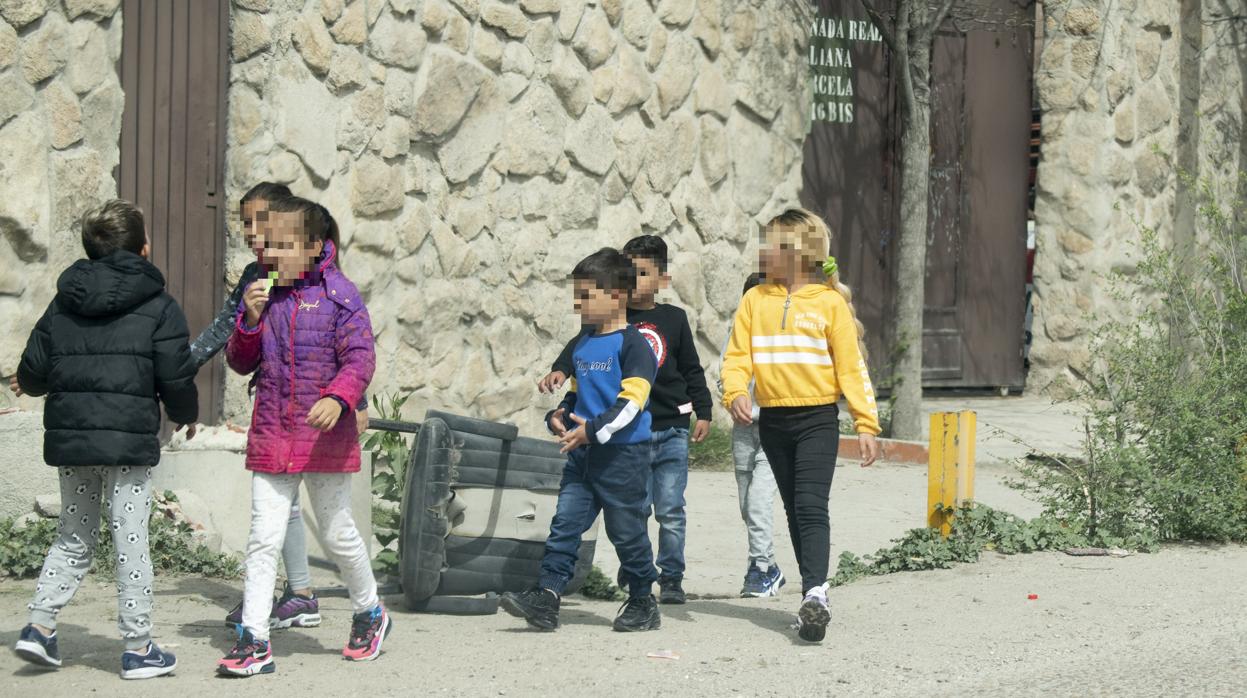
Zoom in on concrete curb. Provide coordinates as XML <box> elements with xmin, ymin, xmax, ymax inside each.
<box><xmin>839</xmin><ymin>435</ymin><xmax>928</xmax><ymax>465</ymax></box>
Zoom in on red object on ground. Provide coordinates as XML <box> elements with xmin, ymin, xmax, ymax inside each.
<box><xmin>1027</xmin><ymin>594</ymin><xmax>1039</xmax><ymax>600</ymax></box>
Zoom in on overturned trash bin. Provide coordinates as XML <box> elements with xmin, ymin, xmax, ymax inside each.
<box><xmin>395</xmin><ymin>410</ymin><xmax>596</xmax><ymax>614</ymax></box>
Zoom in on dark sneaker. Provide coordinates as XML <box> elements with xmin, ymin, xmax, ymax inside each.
<box><xmin>658</xmin><ymin>576</ymin><xmax>686</xmax><ymax>605</ymax></box>
<box><xmin>797</xmin><ymin>584</ymin><xmax>831</xmax><ymax>643</ymax></box>
<box><xmin>120</xmin><ymin>642</ymin><xmax>177</xmax><ymax>680</ymax></box>
<box><xmin>757</xmin><ymin>564</ymin><xmax>786</xmax><ymax>598</ymax></box>
<box><xmin>741</xmin><ymin>564</ymin><xmax>767</xmax><ymax>597</ymax></box>
<box><xmin>613</xmin><ymin>595</ymin><xmax>661</xmax><ymax>632</ymax></box>
<box><xmin>216</xmin><ymin>627</ymin><xmax>275</xmax><ymax>677</ymax></box>
<box><xmin>500</xmin><ymin>587</ymin><xmax>560</xmax><ymax>631</ymax></box>
<box><xmin>271</xmin><ymin>584</ymin><xmax>321</xmax><ymax>629</ymax></box>
<box><xmin>224</xmin><ymin>599</ymin><xmax>244</xmax><ymax>629</ymax></box>
<box><xmin>14</xmin><ymin>624</ymin><xmax>61</xmax><ymax>669</ymax></box>
<box><xmin>343</xmin><ymin>604</ymin><xmax>392</xmax><ymax>662</ymax></box>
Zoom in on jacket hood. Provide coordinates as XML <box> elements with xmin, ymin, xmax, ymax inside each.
<box><xmin>56</xmin><ymin>251</ymin><xmax>166</xmax><ymax>317</ymax></box>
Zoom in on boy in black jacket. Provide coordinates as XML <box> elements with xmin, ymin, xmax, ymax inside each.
<box><xmin>10</xmin><ymin>199</ymin><xmax>197</xmax><ymax>679</ymax></box>
<box><xmin>539</xmin><ymin>236</ymin><xmax>712</xmax><ymax>603</ymax></box>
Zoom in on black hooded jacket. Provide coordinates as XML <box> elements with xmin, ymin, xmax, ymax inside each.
<box><xmin>17</xmin><ymin>251</ymin><xmax>199</xmax><ymax>467</ymax></box>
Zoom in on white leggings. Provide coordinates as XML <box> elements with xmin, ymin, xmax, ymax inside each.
<box><xmin>243</xmin><ymin>472</ymin><xmax>377</xmax><ymax>640</ymax></box>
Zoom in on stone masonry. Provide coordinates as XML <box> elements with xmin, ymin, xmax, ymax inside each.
<box><xmin>1030</xmin><ymin>0</ymin><xmax>1246</xmax><ymax>396</ymax></box>
<box><xmin>0</xmin><ymin>0</ymin><xmax>125</xmax><ymax>388</ymax></box>
<box><xmin>222</xmin><ymin>0</ymin><xmax>814</xmax><ymax>431</ymax></box>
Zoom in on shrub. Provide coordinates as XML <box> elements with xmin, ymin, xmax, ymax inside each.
<box><xmin>1017</xmin><ymin>177</ymin><xmax>1247</xmax><ymax>545</ymax></box>
<box><xmin>0</xmin><ymin>492</ymin><xmax>240</xmax><ymax>580</ymax></box>
<box><xmin>362</xmin><ymin>391</ymin><xmax>415</xmax><ymax>576</ymax></box>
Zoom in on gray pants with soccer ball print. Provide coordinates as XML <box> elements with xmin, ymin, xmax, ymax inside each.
<box><xmin>28</xmin><ymin>466</ymin><xmax>156</xmax><ymax>650</ymax></box>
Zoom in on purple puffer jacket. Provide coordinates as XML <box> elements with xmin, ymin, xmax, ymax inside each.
<box><xmin>226</xmin><ymin>241</ymin><xmax>375</xmax><ymax>474</ymax></box>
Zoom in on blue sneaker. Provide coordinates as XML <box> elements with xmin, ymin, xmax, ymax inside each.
<box><xmin>760</xmin><ymin>564</ymin><xmax>786</xmax><ymax>597</ymax></box>
<box><xmin>14</xmin><ymin>624</ymin><xmax>61</xmax><ymax>669</ymax></box>
<box><xmin>741</xmin><ymin>563</ymin><xmax>785</xmax><ymax>598</ymax></box>
<box><xmin>741</xmin><ymin>565</ymin><xmax>768</xmax><ymax>597</ymax></box>
<box><xmin>120</xmin><ymin>642</ymin><xmax>177</xmax><ymax>680</ymax></box>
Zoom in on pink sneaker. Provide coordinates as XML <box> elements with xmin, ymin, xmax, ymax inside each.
<box><xmin>216</xmin><ymin>627</ymin><xmax>275</xmax><ymax>677</ymax></box>
<box><xmin>342</xmin><ymin>605</ymin><xmax>392</xmax><ymax>662</ymax></box>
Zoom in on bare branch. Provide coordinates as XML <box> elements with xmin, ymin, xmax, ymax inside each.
<box><xmin>857</xmin><ymin>0</ymin><xmax>899</xmax><ymax>53</ymax></box>
<box><xmin>931</xmin><ymin>0</ymin><xmax>957</xmax><ymax>35</ymax></box>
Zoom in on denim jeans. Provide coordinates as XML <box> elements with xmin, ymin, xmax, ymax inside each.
<box><xmin>647</xmin><ymin>427</ymin><xmax>690</xmax><ymax>580</ymax></box>
<box><xmin>539</xmin><ymin>443</ymin><xmax>657</xmax><ymax>599</ymax></box>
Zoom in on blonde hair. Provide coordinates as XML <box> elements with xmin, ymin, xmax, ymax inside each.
<box><xmin>763</xmin><ymin>208</ymin><xmax>868</xmax><ymax>359</ymax></box>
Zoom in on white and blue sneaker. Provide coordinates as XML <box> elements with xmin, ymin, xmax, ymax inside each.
<box><xmin>120</xmin><ymin>642</ymin><xmax>177</xmax><ymax>680</ymax></box>
<box><xmin>14</xmin><ymin>624</ymin><xmax>61</xmax><ymax>669</ymax></box>
<box><xmin>761</xmin><ymin>564</ymin><xmax>786</xmax><ymax>596</ymax></box>
<box><xmin>742</xmin><ymin>563</ymin><xmax>786</xmax><ymax>598</ymax></box>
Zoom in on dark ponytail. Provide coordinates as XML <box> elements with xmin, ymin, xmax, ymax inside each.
<box><xmin>239</xmin><ymin>181</ymin><xmax>292</xmax><ymax>210</ymax></box>
<box><xmin>266</xmin><ymin>195</ymin><xmax>341</xmax><ymax>255</ymax></box>
<box><xmin>314</xmin><ymin>203</ymin><xmax>341</xmax><ymax>255</ymax></box>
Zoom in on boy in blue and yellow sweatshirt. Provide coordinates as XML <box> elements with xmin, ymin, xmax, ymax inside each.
<box><xmin>501</xmin><ymin>248</ymin><xmax>661</xmax><ymax>633</ymax></box>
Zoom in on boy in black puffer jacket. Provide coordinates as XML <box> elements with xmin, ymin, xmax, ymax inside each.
<box><xmin>10</xmin><ymin>199</ymin><xmax>197</xmax><ymax>680</ymax></box>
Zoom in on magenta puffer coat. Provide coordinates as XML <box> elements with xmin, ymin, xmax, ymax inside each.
<box><xmin>226</xmin><ymin>241</ymin><xmax>375</xmax><ymax>474</ymax></box>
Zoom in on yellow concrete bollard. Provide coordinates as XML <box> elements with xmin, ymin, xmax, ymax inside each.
<box><xmin>927</xmin><ymin>411</ymin><xmax>977</xmax><ymax>537</ymax></box>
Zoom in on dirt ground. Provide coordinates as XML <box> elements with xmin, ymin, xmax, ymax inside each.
<box><xmin>2</xmin><ymin>463</ymin><xmax>1244</xmax><ymax>697</ymax></box>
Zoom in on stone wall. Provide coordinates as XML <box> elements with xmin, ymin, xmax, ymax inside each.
<box><xmin>224</xmin><ymin>0</ymin><xmax>813</xmax><ymax>431</ymax></box>
<box><xmin>0</xmin><ymin>0</ymin><xmax>125</xmax><ymax>398</ymax></box>
<box><xmin>1030</xmin><ymin>0</ymin><xmax>1247</xmax><ymax>396</ymax></box>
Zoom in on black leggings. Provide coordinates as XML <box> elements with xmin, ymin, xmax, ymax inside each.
<box><xmin>758</xmin><ymin>404</ymin><xmax>840</xmax><ymax>593</ymax></box>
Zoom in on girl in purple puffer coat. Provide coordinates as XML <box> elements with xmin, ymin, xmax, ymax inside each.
<box><xmin>217</xmin><ymin>195</ymin><xmax>392</xmax><ymax>677</ymax></box>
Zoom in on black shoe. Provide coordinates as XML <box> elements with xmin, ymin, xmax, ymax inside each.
<box><xmin>501</xmin><ymin>588</ymin><xmax>560</xmax><ymax>631</ymax></box>
<box><xmin>658</xmin><ymin>576</ymin><xmax>686</xmax><ymax>605</ymax></box>
<box><xmin>613</xmin><ymin>595</ymin><xmax>661</xmax><ymax>632</ymax></box>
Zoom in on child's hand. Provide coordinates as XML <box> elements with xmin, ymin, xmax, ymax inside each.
<box><xmin>729</xmin><ymin>396</ymin><xmax>753</xmax><ymax>426</ymax></box>
<box><xmin>355</xmin><ymin>408</ymin><xmax>369</xmax><ymax>434</ymax></box>
<box><xmin>548</xmin><ymin>407</ymin><xmax>568</xmax><ymax>436</ymax></box>
<box><xmin>307</xmin><ymin>398</ymin><xmax>342</xmax><ymax>432</ymax></box>
<box><xmin>8</xmin><ymin>376</ymin><xmax>22</xmax><ymax>397</ymax></box>
<box><xmin>538</xmin><ymin>370</ymin><xmax>567</xmax><ymax>394</ymax></box>
<box><xmin>558</xmin><ymin>413</ymin><xmax>590</xmax><ymax>453</ymax></box>
<box><xmin>858</xmin><ymin>433</ymin><xmax>881</xmax><ymax>467</ymax></box>
<box><xmin>175</xmin><ymin>423</ymin><xmax>197</xmax><ymax>440</ymax></box>
<box><xmin>242</xmin><ymin>281</ymin><xmax>269</xmax><ymax>328</ymax></box>
<box><xmin>691</xmin><ymin>419</ymin><xmax>711</xmax><ymax>443</ymax></box>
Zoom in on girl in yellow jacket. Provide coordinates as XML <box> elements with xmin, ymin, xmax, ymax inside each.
<box><xmin>720</xmin><ymin>208</ymin><xmax>881</xmax><ymax>643</ymax></box>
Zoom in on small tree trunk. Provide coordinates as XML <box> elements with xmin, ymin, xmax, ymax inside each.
<box><xmin>888</xmin><ymin>2</ymin><xmax>934</xmax><ymax>441</ymax></box>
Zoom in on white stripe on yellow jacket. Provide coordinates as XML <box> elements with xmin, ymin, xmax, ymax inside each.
<box><xmin>751</xmin><ymin>335</ymin><xmax>829</xmax><ymax>350</ymax></box>
<box><xmin>753</xmin><ymin>352</ymin><xmax>832</xmax><ymax>365</ymax></box>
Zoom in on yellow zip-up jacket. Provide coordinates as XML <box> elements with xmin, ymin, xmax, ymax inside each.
<box><xmin>720</xmin><ymin>283</ymin><xmax>881</xmax><ymax>435</ymax></box>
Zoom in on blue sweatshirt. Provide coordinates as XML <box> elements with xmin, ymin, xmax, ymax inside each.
<box><xmin>553</xmin><ymin>325</ymin><xmax>657</xmax><ymax>445</ymax></box>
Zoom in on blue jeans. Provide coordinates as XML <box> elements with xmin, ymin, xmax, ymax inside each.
<box><xmin>539</xmin><ymin>443</ymin><xmax>657</xmax><ymax>599</ymax></box>
<box><xmin>648</xmin><ymin>427</ymin><xmax>690</xmax><ymax>580</ymax></box>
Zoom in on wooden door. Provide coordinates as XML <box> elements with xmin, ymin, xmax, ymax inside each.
<box><xmin>117</xmin><ymin>0</ymin><xmax>229</xmax><ymax>423</ymax></box>
<box><xmin>923</xmin><ymin>32</ymin><xmax>968</xmax><ymax>384</ymax></box>
<box><xmin>801</xmin><ymin>0</ymin><xmax>1033</xmax><ymax>391</ymax></box>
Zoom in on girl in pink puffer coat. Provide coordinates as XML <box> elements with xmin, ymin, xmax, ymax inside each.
<box><xmin>217</xmin><ymin>196</ymin><xmax>392</xmax><ymax>677</ymax></box>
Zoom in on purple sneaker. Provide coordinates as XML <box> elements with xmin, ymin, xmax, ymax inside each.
<box><xmin>225</xmin><ymin>599</ymin><xmax>244</xmax><ymax>629</ymax></box>
<box><xmin>270</xmin><ymin>585</ymin><xmax>321</xmax><ymax>629</ymax></box>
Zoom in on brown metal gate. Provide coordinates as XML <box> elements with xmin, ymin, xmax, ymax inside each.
<box><xmin>117</xmin><ymin>0</ymin><xmax>229</xmax><ymax>423</ymax></box>
<box><xmin>801</xmin><ymin>0</ymin><xmax>1034</xmax><ymax>391</ymax></box>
